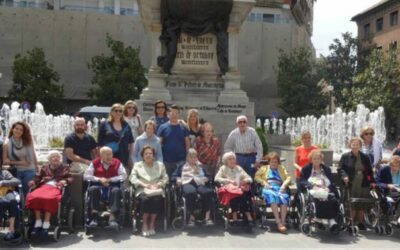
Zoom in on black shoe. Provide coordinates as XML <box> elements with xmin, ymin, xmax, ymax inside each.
<box><xmin>3</xmin><ymin>232</ymin><xmax>16</xmax><ymax>241</ymax></box>
<box><xmin>330</xmin><ymin>224</ymin><xmax>341</xmax><ymax>234</ymax></box>
<box><xmin>40</xmin><ymin>228</ymin><xmax>49</xmax><ymax>238</ymax></box>
<box><xmin>31</xmin><ymin>227</ymin><xmax>42</xmax><ymax>236</ymax></box>
<box><xmin>248</xmin><ymin>220</ymin><xmax>256</xmax><ymax>227</ymax></box>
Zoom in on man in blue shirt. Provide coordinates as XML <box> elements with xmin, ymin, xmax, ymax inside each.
<box><xmin>157</xmin><ymin>104</ymin><xmax>190</xmax><ymax>178</ymax></box>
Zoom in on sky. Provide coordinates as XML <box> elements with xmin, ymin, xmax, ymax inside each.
<box><xmin>312</xmin><ymin>0</ymin><xmax>382</xmax><ymax>57</ymax></box>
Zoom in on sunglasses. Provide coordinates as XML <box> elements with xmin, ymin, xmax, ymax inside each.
<box><xmin>113</xmin><ymin>109</ymin><xmax>123</xmax><ymax>113</ymax></box>
<box><xmin>238</xmin><ymin>120</ymin><xmax>247</xmax><ymax>124</ymax></box>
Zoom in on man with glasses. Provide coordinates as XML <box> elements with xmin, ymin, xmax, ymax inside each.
<box><xmin>157</xmin><ymin>104</ymin><xmax>190</xmax><ymax>178</ymax></box>
<box><xmin>224</xmin><ymin>115</ymin><xmax>262</xmax><ymax>177</ymax></box>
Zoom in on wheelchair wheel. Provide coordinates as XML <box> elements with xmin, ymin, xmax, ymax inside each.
<box><xmin>300</xmin><ymin>222</ymin><xmax>315</xmax><ymax>236</ymax></box>
<box><xmin>84</xmin><ymin>226</ymin><xmax>91</xmax><ymax>236</ymax></box>
<box><xmin>132</xmin><ymin>217</ymin><xmax>138</xmax><ymax>234</ymax></box>
<box><xmin>68</xmin><ymin>208</ymin><xmax>75</xmax><ymax>234</ymax></box>
<box><xmin>172</xmin><ymin>217</ymin><xmax>185</xmax><ymax>230</ymax></box>
<box><xmin>365</xmin><ymin>207</ymin><xmax>379</xmax><ymax>228</ymax></box>
<box><xmin>23</xmin><ymin>225</ymin><xmax>32</xmax><ymax>240</ymax></box>
<box><xmin>385</xmin><ymin>224</ymin><xmax>394</xmax><ymax>236</ymax></box>
<box><xmin>223</xmin><ymin>217</ymin><xmax>229</xmax><ymax>230</ymax></box>
<box><xmin>163</xmin><ymin>216</ymin><xmax>168</xmax><ymax>232</ymax></box>
<box><xmin>53</xmin><ymin>226</ymin><xmax>61</xmax><ymax>242</ymax></box>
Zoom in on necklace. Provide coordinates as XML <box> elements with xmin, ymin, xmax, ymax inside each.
<box><xmin>12</xmin><ymin>137</ymin><xmax>24</xmax><ymax>150</ymax></box>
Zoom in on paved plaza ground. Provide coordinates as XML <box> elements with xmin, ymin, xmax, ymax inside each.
<box><xmin>2</xmin><ymin>225</ymin><xmax>400</xmax><ymax>249</ymax></box>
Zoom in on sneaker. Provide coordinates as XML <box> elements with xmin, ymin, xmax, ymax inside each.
<box><xmin>108</xmin><ymin>220</ymin><xmax>119</xmax><ymax>230</ymax></box>
<box><xmin>148</xmin><ymin>229</ymin><xmax>156</xmax><ymax>236</ymax></box>
<box><xmin>142</xmin><ymin>231</ymin><xmax>149</xmax><ymax>237</ymax></box>
<box><xmin>3</xmin><ymin>232</ymin><xmax>16</xmax><ymax>241</ymax></box>
<box><xmin>205</xmin><ymin>219</ymin><xmax>214</xmax><ymax>226</ymax></box>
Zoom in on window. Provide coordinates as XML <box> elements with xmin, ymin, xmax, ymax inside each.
<box><xmin>364</xmin><ymin>23</ymin><xmax>370</xmax><ymax>38</ymax></box>
<box><xmin>376</xmin><ymin>17</ymin><xmax>383</xmax><ymax>32</ymax></box>
<box><xmin>390</xmin><ymin>11</ymin><xmax>398</xmax><ymax>26</ymax></box>
<box><xmin>263</xmin><ymin>13</ymin><xmax>275</xmax><ymax>23</ymax></box>
<box><xmin>255</xmin><ymin>13</ymin><xmax>263</xmax><ymax>22</ymax></box>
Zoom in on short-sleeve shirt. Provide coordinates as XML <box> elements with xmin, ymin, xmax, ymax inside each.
<box><xmin>97</xmin><ymin>121</ymin><xmax>134</xmax><ymax>165</ymax></box>
<box><xmin>295</xmin><ymin>145</ymin><xmax>318</xmax><ymax>178</ymax></box>
<box><xmin>157</xmin><ymin>122</ymin><xmax>189</xmax><ymax>163</ymax></box>
<box><xmin>64</xmin><ymin>133</ymin><xmax>97</xmax><ymax>164</ymax></box>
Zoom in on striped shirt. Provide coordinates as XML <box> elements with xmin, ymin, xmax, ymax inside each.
<box><xmin>224</xmin><ymin>127</ymin><xmax>263</xmax><ymax>160</ymax></box>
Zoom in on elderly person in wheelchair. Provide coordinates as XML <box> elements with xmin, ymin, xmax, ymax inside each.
<box><xmin>130</xmin><ymin>145</ymin><xmax>168</xmax><ymax>237</ymax></box>
<box><xmin>299</xmin><ymin>149</ymin><xmax>341</xmax><ymax>233</ymax></box>
<box><xmin>215</xmin><ymin>151</ymin><xmax>254</xmax><ymax>227</ymax></box>
<box><xmin>25</xmin><ymin>150</ymin><xmax>72</xmax><ymax>238</ymax></box>
<box><xmin>84</xmin><ymin>146</ymin><xmax>127</xmax><ymax>230</ymax></box>
<box><xmin>0</xmin><ymin>168</ymin><xmax>21</xmax><ymax>242</ymax></box>
<box><xmin>255</xmin><ymin>152</ymin><xmax>291</xmax><ymax>233</ymax></box>
<box><xmin>172</xmin><ymin>148</ymin><xmax>214</xmax><ymax>227</ymax></box>
<box><xmin>376</xmin><ymin>155</ymin><xmax>400</xmax><ymax>226</ymax></box>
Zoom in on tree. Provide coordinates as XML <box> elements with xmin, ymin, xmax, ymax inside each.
<box><xmin>9</xmin><ymin>48</ymin><xmax>64</xmax><ymax>114</ymax></box>
<box><xmin>88</xmin><ymin>34</ymin><xmax>147</xmax><ymax>105</ymax></box>
<box><xmin>276</xmin><ymin>47</ymin><xmax>328</xmax><ymax>117</ymax></box>
<box><xmin>342</xmin><ymin>48</ymin><xmax>400</xmax><ymax>127</ymax></box>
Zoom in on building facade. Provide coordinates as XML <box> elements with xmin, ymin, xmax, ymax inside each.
<box><xmin>0</xmin><ymin>0</ymin><xmax>314</xmax><ymax>117</ymax></box>
<box><xmin>352</xmin><ymin>0</ymin><xmax>400</xmax><ymax>53</ymax></box>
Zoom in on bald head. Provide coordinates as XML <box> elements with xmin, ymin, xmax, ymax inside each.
<box><xmin>100</xmin><ymin>146</ymin><xmax>113</xmax><ymax>164</ymax></box>
<box><xmin>74</xmin><ymin>117</ymin><xmax>86</xmax><ymax>134</ymax></box>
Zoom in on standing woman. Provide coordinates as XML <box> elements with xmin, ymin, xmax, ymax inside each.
<box><xmin>360</xmin><ymin>126</ymin><xmax>383</xmax><ymax>172</ymax></box>
<box><xmin>294</xmin><ymin>131</ymin><xmax>318</xmax><ymax>181</ymax></box>
<box><xmin>338</xmin><ymin>137</ymin><xmax>375</xmax><ymax>229</ymax></box>
<box><xmin>124</xmin><ymin>100</ymin><xmax>143</xmax><ymax>141</ymax></box>
<box><xmin>2</xmin><ymin>121</ymin><xmax>38</xmax><ymax>194</ymax></box>
<box><xmin>98</xmin><ymin>103</ymin><xmax>134</xmax><ymax>171</ymax></box>
<box><xmin>194</xmin><ymin>122</ymin><xmax>221</xmax><ymax>178</ymax></box>
<box><xmin>150</xmin><ymin>100</ymin><xmax>169</xmax><ymax>132</ymax></box>
<box><xmin>187</xmin><ymin>109</ymin><xmax>201</xmax><ymax>146</ymax></box>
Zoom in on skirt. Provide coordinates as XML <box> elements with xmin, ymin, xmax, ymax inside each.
<box><xmin>25</xmin><ymin>184</ymin><xmax>62</xmax><ymax>214</ymax></box>
<box><xmin>262</xmin><ymin>185</ymin><xmax>289</xmax><ymax>206</ymax></box>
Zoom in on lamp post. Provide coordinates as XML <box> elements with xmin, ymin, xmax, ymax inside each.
<box><xmin>327</xmin><ymin>84</ymin><xmax>334</xmax><ymax>114</ymax></box>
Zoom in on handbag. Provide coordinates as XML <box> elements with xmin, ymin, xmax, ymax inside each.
<box><xmin>143</xmin><ymin>187</ymin><xmax>163</xmax><ymax>197</ymax></box>
<box><xmin>105</xmin><ymin>123</ymin><xmax>129</xmax><ymax>154</ymax></box>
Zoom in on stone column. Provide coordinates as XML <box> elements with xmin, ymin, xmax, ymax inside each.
<box><xmin>114</xmin><ymin>0</ymin><xmax>120</xmax><ymax>15</ymax></box>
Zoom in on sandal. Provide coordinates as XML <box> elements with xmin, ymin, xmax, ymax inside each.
<box><xmin>277</xmin><ymin>223</ymin><xmax>287</xmax><ymax>234</ymax></box>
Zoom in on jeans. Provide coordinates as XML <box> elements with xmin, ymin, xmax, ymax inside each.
<box><xmin>17</xmin><ymin>169</ymin><xmax>36</xmax><ymax>195</ymax></box>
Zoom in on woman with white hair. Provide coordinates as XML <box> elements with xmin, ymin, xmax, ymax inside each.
<box><xmin>25</xmin><ymin>150</ymin><xmax>72</xmax><ymax>237</ymax></box>
<box><xmin>215</xmin><ymin>151</ymin><xmax>254</xmax><ymax>226</ymax></box>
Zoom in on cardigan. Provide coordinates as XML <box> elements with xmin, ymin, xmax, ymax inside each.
<box><xmin>338</xmin><ymin>151</ymin><xmax>375</xmax><ymax>188</ymax></box>
<box><xmin>300</xmin><ymin>163</ymin><xmax>336</xmax><ymax>193</ymax></box>
<box><xmin>254</xmin><ymin>164</ymin><xmax>291</xmax><ymax>187</ymax></box>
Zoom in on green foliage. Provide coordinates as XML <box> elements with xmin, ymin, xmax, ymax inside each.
<box><xmin>256</xmin><ymin>127</ymin><xmax>268</xmax><ymax>155</ymax></box>
<box><xmin>88</xmin><ymin>34</ymin><xmax>148</xmax><ymax>105</ymax></box>
<box><xmin>276</xmin><ymin>47</ymin><xmax>328</xmax><ymax>117</ymax></box>
<box><xmin>342</xmin><ymin>48</ymin><xmax>400</xmax><ymax>126</ymax></box>
<box><xmin>9</xmin><ymin>48</ymin><xmax>64</xmax><ymax>114</ymax></box>
<box><xmin>48</xmin><ymin>137</ymin><xmax>64</xmax><ymax>148</ymax></box>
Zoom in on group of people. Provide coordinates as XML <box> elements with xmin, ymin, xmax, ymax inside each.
<box><xmin>0</xmin><ymin>99</ymin><xmax>399</xmax><ymax>243</ymax></box>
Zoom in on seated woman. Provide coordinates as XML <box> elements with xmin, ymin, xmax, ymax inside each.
<box><xmin>130</xmin><ymin>145</ymin><xmax>168</xmax><ymax>237</ymax></box>
<box><xmin>255</xmin><ymin>152</ymin><xmax>291</xmax><ymax>233</ymax></box>
<box><xmin>172</xmin><ymin>148</ymin><xmax>214</xmax><ymax>226</ymax></box>
<box><xmin>300</xmin><ymin>149</ymin><xmax>340</xmax><ymax>232</ymax></box>
<box><xmin>215</xmin><ymin>151</ymin><xmax>254</xmax><ymax>226</ymax></box>
<box><xmin>84</xmin><ymin>146</ymin><xmax>127</xmax><ymax>229</ymax></box>
<box><xmin>0</xmin><ymin>168</ymin><xmax>21</xmax><ymax>242</ymax></box>
<box><xmin>25</xmin><ymin>150</ymin><xmax>72</xmax><ymax>237</ymax></box>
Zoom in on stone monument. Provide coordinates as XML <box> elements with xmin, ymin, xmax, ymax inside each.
<box><xmin>136</xmin><ymin>0</ymin><xmax>255</xmax><ymax>141</ymax></box>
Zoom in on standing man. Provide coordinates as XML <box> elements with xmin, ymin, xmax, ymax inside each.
<box><xmin>224</xmin><ymin>115</ymin><xmax>263</xmax><ymax>177</ymax></box>
<box><xmin>157</xmin><ymin>104</ymin><xmax>190</xmax><ymax>178</ymax></box>
<box><xmin>64</xmin><ymin>117</ymin><xmax>97</xmax><ymax>226</ymax></box>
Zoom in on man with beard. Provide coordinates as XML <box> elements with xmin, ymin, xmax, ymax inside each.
<box><xmin>64</xmin><ymin>117</ymin><xmax>97</xmax><ymax>226</ymax></box>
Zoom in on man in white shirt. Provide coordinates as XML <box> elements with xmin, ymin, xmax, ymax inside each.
<box><xmin>224</xmin><ymin>115</ymin><xmax>263</xmax><ymax>177</ymax></box>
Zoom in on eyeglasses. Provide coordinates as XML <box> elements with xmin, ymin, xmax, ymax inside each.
<box><xmin>156</xmin><ymin>106</ymin><xmax>166</xmax><ymax>109</ymax></box>
<box><xmin>113</xmin><ymin>109</ymin><xmax>123</xmax><ymax>113</ymax></box>
<box><xmin>238</xmin><ymin>120</ymin><xmax>247</xmax><ymax>124</ymax></box>
<box><xmin>363</xmin><ymin>133</ymin><xmax>373</xmax><ymax>136</ymax></box>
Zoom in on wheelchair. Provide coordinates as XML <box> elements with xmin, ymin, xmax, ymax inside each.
<box><xmin>295</xmin><ymin>184</ymin><xmax>345</xmax><ymax>237</ymax></box>
<box><xmin>170</xmin><ymin>181</ymin><xmax>217</xmax><ymax>230</ymax></box>
<box><xmin>342</xmin><ymin>186</ymin><xmax>383</xmax><ymax>236</ymax></box>
<box><xmin>215</xmin><ymin>182</ymin><xmax>257</xmax><ymax>232</ymax></box>
<box><xmin>254</xmin><ymin>183</ymin><xmax>295</xmax><ymax>231</ymax></box>
<box><xmin>24</xmin><ymin>184</ymin><xmax>75</xmax><ymax>242</ymax></box>
<box><xmin>0</xmin><ymin>184</ymin><xmax>24</xmax><ymax>246</ymax></box>
<box><xmin>127</xmin><ymin>185</ymin><xmax>168</xmax><ymax>234</ymax></box>
<box><xmin>83</xmin><ymin>180</ymin><xmax>127</xmax><ymax>235</ymax></box>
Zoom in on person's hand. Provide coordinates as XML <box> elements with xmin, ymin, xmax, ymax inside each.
<box><xmin>176</xmin><ymin>178</ymin><xmax>182</xmax><ymax>186</ymax></box>
<box><xmin>99</xmin><ymin>177</ymin><xmax>109</xmax><ymax>186</ymax></box>
<box><xmin>371</xmin><ymin>183</ymin><xmax>376</xmax><ymax>189</ymax></box>
<box><xmin>387</xmin><ymin>184</ymin><xmax>395</xmax><ymax>190</ymax></box>
<box><xmin>84</xmin><ymin>159</ymin><xmax>91</xmax><ymax>165</ymax></box>
<box><xmin>279</xmin><ymin>186</ymin><xmax>286</xmax><ymax>193</ymax></box>
<box><xmin>28</xmin><ymin>180</ymin><xmax>35</xmax><ymax>188</ymax></box>
<box><xmin>149</xmin><ymin>183</ymin><xmax>160</xmax><ymax>189</ymax></box>
<box><xmin>343</xmin><ymin>177</ymin><xmax>349</xmax><ymax>186</ymax></box>
<box><xmin>20</xmin><ymin>160</ymin><xmax>30</xmax><ymax>167</ymax></box>
<box><xmin>264</xmin><ymin>183</ymin><xmax>270</xmax><ymax>189</ymax></box>
<box><xmin>59</xmin><ymin>180</ymin><xmax>67</xmax><ymax>186</ymax></box>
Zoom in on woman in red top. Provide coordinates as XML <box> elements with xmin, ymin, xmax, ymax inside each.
<box><xmin>294</xmin><ymin>131</ymin><xmax>318</xmax><ymax>180</ymax></box>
